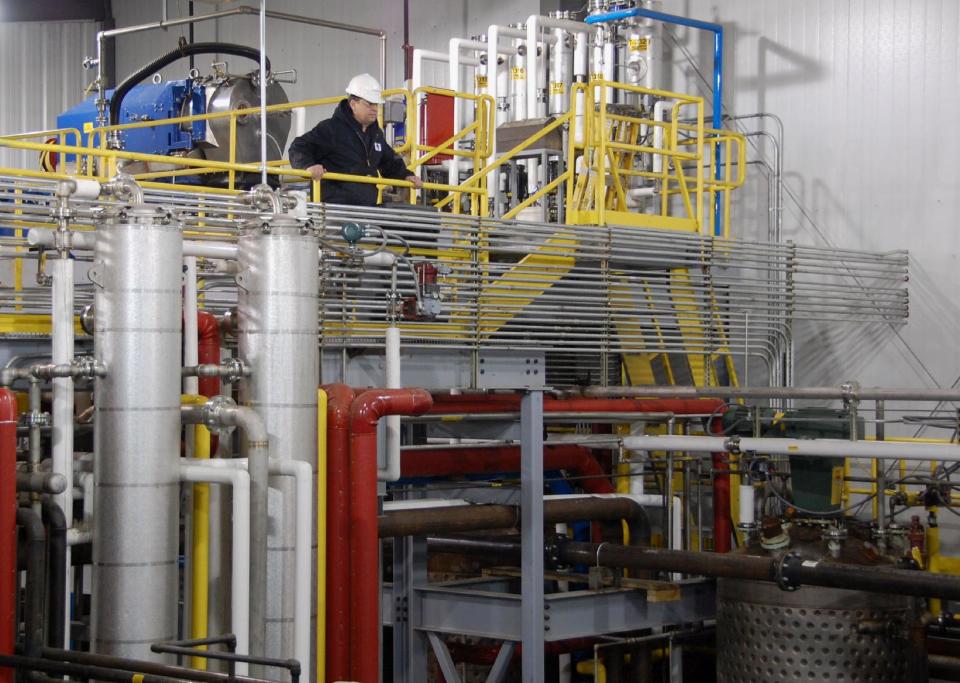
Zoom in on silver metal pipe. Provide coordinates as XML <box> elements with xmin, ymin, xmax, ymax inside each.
<box><xmin>580</xmin><ymin>385</ymin><xmax>960</xmax><ymax>403</ymax></box>
<box><xmin>92</xmin><ymin>205</ymin><xmax>182</xmax><ymax>661</ymax></box>
<box><xmin>238</xmin><ymin>213</ymin><xmax>318</xmax><ymax>666</ymax></box>
<box><xmin>181</xmin><ymin>397</ymin><xmax>268</xmax><ymax>669</ymax></box>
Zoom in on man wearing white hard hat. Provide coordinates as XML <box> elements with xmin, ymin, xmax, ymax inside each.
<box><xmin>289</xmin><ymin>73</ymin><xmax>422</xmax><ymax>206</ymax></box>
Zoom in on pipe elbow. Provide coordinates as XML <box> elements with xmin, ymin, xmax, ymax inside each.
<box><xmin>323</xmin><ymin>383</ymin><xmax>356</xmax><ymax>431</ymax></box>
<box><xmin>350</xmin><ymin>388</ymin><xmax>433</xmax><ymax>435</ymax></box>
<box><xmin>196</xmin><ymin>311</ymin><xmax>221</xmax><ymax>347</ymax></box>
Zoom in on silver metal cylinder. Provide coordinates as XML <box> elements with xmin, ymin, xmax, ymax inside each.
<box><xmin>92</xmin><ymin>205</ymin><xmax>183</xmax><ymax>660</ymax></box>
<box><xmin>718</xmin><ymin>578</ymin><xmax>926</xmax><ymax>682</ymax></box>
<box><xmin>237</xmin><ymin>214</ymin><xmax>319</xmax><ymax>666</ymax></box>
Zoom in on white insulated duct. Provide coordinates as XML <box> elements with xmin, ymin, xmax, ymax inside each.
<box><xmin>91</xmin><ymin>205</ymin><xmax>183</xmax><ymax>661</ymax></box>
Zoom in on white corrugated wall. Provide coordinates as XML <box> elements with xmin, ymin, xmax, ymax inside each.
<box><xmin>658</xmin><ymin>0</ymin><xmax>960</xmax><ymax>395</ymax></box>
<box><xmin>0</xmin><ymin>20</ymin><xmax>99</xmax><ymax>168</ymax></box>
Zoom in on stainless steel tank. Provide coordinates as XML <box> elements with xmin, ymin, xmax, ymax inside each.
<box><xmin>204</xmin><ymin>76</ymin><xmax>290</xmax><ymax>164</ymax></box>
<box><xmin>717</xmin><ymin>521</ymin><xmax>927</xmax><ymax>683</ymax></box>
<box><xmin>237</xmin><ymin>212</ymin><xmax>319</xmax><ymax>669</ymax></box>
<box><xmin>91</xmin><ymin>205</ymin><xmax>183</xmax><ymax>661</ymax></box>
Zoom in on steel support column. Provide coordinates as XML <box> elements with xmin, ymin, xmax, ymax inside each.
<box><xmin>520</xmin><ymin>391</ymin><xmax>544</xmax><ymax>682</ymax></box>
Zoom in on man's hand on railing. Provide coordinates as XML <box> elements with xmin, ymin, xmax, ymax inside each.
<box><xmin>405</xmin><ymin>174</ymin><xmax>424</xmax><ymax>189</ymax></box>
<box><xmin>306</xmin><ymin>164</ymin><xmax>326</xmax><ymax>180</ymax></box>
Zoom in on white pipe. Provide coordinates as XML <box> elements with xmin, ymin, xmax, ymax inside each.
<box><xmin>572</xmin><ymin>31</ymin><xmax>588</xmax><ymax>144</ymax></box>
<box><xmin>446</xmin><ymin>39</ymin><xmax>503</xmax><ymax>192</ymax></box>
<box><xmin>487</xmin><ymin>24</ymin><xmax>526</xmax><ymax>201</ymax></box>
<box><xmin>383</xmin><ymin>499</ymin><xmax>470</xmax><ymax>511</ymax></box>
<box><xmin>50</xmin><ymin>256</ymin><xmax>74</xmax><ymax>643</ymax></box>
<box><xmin>67</xmin><ymin>471</ymin><xmax>94</xmax><ymax>546</ymax></box>
<box><xmin>620</xmin><ymin>434</ymin><xmax>960</xmax><ymax>462</ymax></box>
<box><xmin>291</xmin><ymin>107</ymin><xmax>306</xmax><ymax>139</ymax></box>
<box><xmin>180</xmin><ymin>463</ymin><xmax>251</xmax><ymax>674</ymax></box>
<box><xmin>271</xmin><ymin>459</ymin><xmax>312</xmax><ymax>676</ymax></box>
<box><xmin>739</xmin><ymin>484</ymin><xmax>755</xmax><ymax>526</ymax></box>
<box><xmin>380</xmin><ymin>325</ymin><xmax>402</xmax><ymax>481</ymax></box>
<box><xmin>258</xmin><ymin>0</ymin><xmax>268</xmax><ymax>186</ymax></box>
<box><xmin>413</xmin><ymin>48</ymin><xmax>449</xmax><ymax>172</ymax></box>
<box><xmin>549</xmin><ymin>26</ymin><xmax>567</xmax><ymax>116</ymax></box>
<box><xmin>652</xmin><ymin>99</ymin><xmax>674</xmax><ymax>175</ymax></box>
<box><xmin>602</xmin><ymin>37</ymin><xmax>616</xmax><ymax>104</ymax></box>
<box><xmin>27</xmin><ymin>229</ymin><xmax>239</xmax><ymax>260</ymax></box>
<box><xmin>186</xmin><ymin>457</ymin><xmax>311</xmax><ymax>673</ymax></box>
<box><xmin>183</xmin><ymin>257</ymin><xmax>200</xmax><ymax>399</ymax></box>
<box><xmin>525</xmin><ymin>16</ymin><xmax>595</xmax><ymax>119</ymax></box>
<box><xmin>511</xmin><ymin>37</ymin><xmax>527</xmax><ymax>122</ymax></box>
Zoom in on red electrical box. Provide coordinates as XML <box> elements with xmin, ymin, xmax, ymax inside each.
<box><xmin>419</xmin><ymin>92</ymin><xmax>454</xmax><ymax>163</ymax></box>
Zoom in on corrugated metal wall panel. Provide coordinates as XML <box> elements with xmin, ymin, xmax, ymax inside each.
<box><xmin>0</xmin><ymin>20</ymin><xmax>99</xmax><ymax>168</ymax></box>
<box><xmin>660</xmin><ymin>0</ymin><xmax>960</xmax><ymax>395</ymax></box>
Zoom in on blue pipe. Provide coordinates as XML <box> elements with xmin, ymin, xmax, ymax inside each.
<box><xmin>586</xmin><ymin>7</ymin><xmax>725</xmax><ymax>236</ymax></box>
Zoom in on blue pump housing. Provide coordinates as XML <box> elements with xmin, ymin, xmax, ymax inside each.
<box><xmin>57</xmin><ymin>79</ymin><xmax>206</xmax><ymax>157</ymax></box>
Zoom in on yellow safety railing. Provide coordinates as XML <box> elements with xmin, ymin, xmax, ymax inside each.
<box><xmin>1</xmin><ymin>82</ymin><xmax>746</xmax><ymax>233</ymax></box>
<box><xmin>569</xmin><ymin>80</ymin><xmax>707</xmax><ymax>233</ymax></box>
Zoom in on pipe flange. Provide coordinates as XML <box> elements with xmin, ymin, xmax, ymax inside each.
<box><xmin>201</xmin><ymin>395</ymin><xmax>238</xmax><ymax>435</ymax></box>
<box><xmin>220</xmin><ymin>357</ymin><xmax>251</xmax><ymax>384</ymax></box>
<box><xmin>774</xmin><ymin>552</ymin><xmax>802</xmax><ymax>592</ymax></box>
<box><xmin>72</xmin><ymin>357</ymin><xmax>107</xmax><ymax>379</ymax></box>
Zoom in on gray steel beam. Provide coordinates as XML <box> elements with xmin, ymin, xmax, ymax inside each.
<box><xmin>520</xmin><ymin>391</ymin><xmax>544</xmax><ymax>683</ymax></box>
<box><xmin>427</xmin><ymin>632</ymin><xmax>462</xmax><ymax>683</ymax></box>
<box><xmin>486</xmin><ymin>642</ymin><xmax>517</xmax><ymax>683</ymax></box>
<box><xmin>410</xmin><ymin>578</ymin><xmax>716</xmax><ymax>642</ymax></box>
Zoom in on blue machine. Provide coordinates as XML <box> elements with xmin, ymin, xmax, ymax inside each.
<box><xmin>57</xmin><ymin>80</ymin><xmax>206</xmax><ymax>157</ymax></box>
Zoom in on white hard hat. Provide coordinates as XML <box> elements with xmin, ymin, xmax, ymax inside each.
<box><xmin>345</xmin><ymin>73</ymin><xmax>384</xmax><ymax>104</ymax></box>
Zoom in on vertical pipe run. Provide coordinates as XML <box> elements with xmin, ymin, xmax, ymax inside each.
<box><xmin>238</xmin><ymin>214</ymin><xmax>319</xmax><ymax>665</ymax></box>
<box><xmin>0</xmin><ymin>388</ymin><xmax>17</xmax><ymax>683</ymax></box>
<box><xmin>316</xmin><ymin>390</ymin><xmax>327</xmax><ymax>683</ymax></box>
<box><xmin>322</xmin><ymin>384</ymin><xmax>354</xmax><ymax>682</ymax></box>
<box><xmin>92</xmin><ymin>205</ymin><xmax>183</xmax><ymax>661</ymax></box>
<box><xmin>50</xmin><ymin>256</ymin><xmax>74</xmax><ymax>646</ymax></box>
<box><xmin>348</xmin><ymin>389</ymin><xmax>432</xmax><ymax>683</ymax></box>
<box><xmin>381</xmin><ymin>326</ymin><xmax>402</xmax><ymax>481</ymax></box>
<box><xmin>41</xmin><ymin>500</ymin><xmax>67</xmax><ymax>649</ymax></box>
<box><xmin>259</xmin><ymin>0</ymin><xmax>268</xmax><ymax>186</ymax></box>
<box><xmin>520</xmin><ymin>391</ymin><xmax>545</xmax><ymax>682</ymax></box>
<box><xmin>17</xmin><ymin>507</ymin><xmax>45</xmax><ymax>659</ymax></box>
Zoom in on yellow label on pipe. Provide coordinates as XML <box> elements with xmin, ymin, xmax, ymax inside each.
<box><xmin>475</xmin><ymin>75</ymin><xmax>488</xmax><ymax>89</ymax></box>
<box><xmin>511</xmin><ymin>67</ymin><xmax>527</xmax><ymax>80</ymax></box>
<box><xmin>590</xmin><ymin>73</ymin><xmax>605</xmax><ymax>82</ymax></box>
<box><xmin>629</xmin><ymin>37</ymin><xmax>650</xmax><ymax>52</ymax></box>
<box><xmin>550</xmin><ymin>82</ymin><xmax>566</xmax><ymax>95</ymax></box>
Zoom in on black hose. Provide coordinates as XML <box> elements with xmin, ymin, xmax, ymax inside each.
<box><xmin>16</xmin><ymin>507</ymin><xmax>45</xmax><ymax>659</ymax></box>
<box><xmin>109</xmin><ymin>42</ymin><xmax>271</xmax><ymax>127</ymax></box>
<box><xmin>40</xmin><ymin>500</ymin><xmax>66</xmax><ymax>649</ymax></box>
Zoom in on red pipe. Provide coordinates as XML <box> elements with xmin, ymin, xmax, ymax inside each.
<box><xmin>428</xmin><ymin>396</ymin><xmax>723</xmax><ymax>415</ymax></box>
<box><xmin>709</xmin><ymin>413</ymin><xmax>731</xmax><ymax>553</ymax></box>
<box><xmin>349</xmin><ymin>389</ymin><xmax>432</xmax><ymax>683</ymax></box>
<box><xmin>0</xmin><ymin>388</ymin><xmax>18</xmax><ymax>683</ymax></box>
<box><xmin>196</xmin><ymin>311</ymin><xmax>221</xmax><ymax>399</ymax></box>
<box><xmin>401</xmin><ymin>445</ymin><xmax>616</xmax><ymax>494</ymax></box>
<box><xmin>321</xmin><ymin>383</ymin><xmax>355</xmax><ymax>683</ymax></box>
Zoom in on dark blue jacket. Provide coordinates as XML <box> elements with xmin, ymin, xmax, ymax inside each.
<box><xmin>288</xmin><ymin>99</ymin><xmax>411</xmax><ymax>206</ymax></box>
